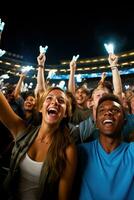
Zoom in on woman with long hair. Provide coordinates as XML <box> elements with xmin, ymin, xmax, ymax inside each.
<box><xmin>0</xmin><ymin>87</ymin><xmax>77</xmax><ymax>200</ymax></box>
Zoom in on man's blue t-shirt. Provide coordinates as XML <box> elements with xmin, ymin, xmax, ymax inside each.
<box><xmin>76</xmin><ymin>140</ymin><xmax>134</xmax><ymax>200</ymax></box>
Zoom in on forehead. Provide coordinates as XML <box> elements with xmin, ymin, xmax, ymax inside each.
<box><xmin>93</xmin><ymin>88</ymin><xmax>109</xmax><ymax>96</ymax></box>
<box><xmin>47</xmin><ymin>89</ymin><xmax>66</xmax><ymax>97</ymax></box>
<box><xmin>76</xmin><ymin>88</ymin><xmax>87</xmax><ymax>94</ymax></box>
<box><xmin>99</xmin><ymin>100</ymin><xmax>121</xmax><ymax>108</ymax></box>
<box><xmin>25</xmin><ymin>95</ymin><xmax>35</xmax><ymax>100</ymax></box>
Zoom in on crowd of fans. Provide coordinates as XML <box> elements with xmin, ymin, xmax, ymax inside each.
<box><xmin>0</xmin><ymin>18</ymin><xmax>134</xmax><ymax>199</ymax></box>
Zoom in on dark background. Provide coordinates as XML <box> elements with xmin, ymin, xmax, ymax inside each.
<box><xmin>1</xmin><ymin>4</ymin><xmax>134</xmax><ymax>65</ymax></box>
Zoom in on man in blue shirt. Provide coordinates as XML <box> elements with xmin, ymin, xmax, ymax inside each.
<box><xmin>75</xmin><ymin>94</ymin><xmax>134</xmax><ymax>200</ymax></box>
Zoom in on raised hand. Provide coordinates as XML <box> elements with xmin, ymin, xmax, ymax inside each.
<box><xmin>70</xmin><ymin>54</ymin><xmax>79</xmax><ymax>71</ymax></box>
<box><xmin>37</xmin><ymin>53</ymin><xmax>46</xmax><ymax>66</ymax></box>
<box><xmin>108</xmin><ymin>54</ymin><xmax>118</xmax><ymax>66</ymax></box>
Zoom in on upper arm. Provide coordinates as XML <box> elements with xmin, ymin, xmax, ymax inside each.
<box><xmin>58</xmin><ymin>144</ymin><xmax>77</xmax><ymax>200</ymax></box>
<box><xmin>0</xmin><ymin>92</ymin><xmax>26</xmax><ymax>137</ymax></box>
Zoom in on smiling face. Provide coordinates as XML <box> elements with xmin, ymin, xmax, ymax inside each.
<box><xmin>96</xmin><ymin>100</ymin><xmax>124</xmax><ymax>137</ymax></box>
<box><xmin>42</xmin><ymin>89</ymin><xmax>68</xmax><ymax>125</ymax></box>
<box><xmin>24</xmin><ymin>95</ymin><xmax>36</xmax><ymax>111</ymax></box>
<box><xmin>75</xmin><ymin>87</ymin><xmax>89</xmax><ymax>108</ymax></box>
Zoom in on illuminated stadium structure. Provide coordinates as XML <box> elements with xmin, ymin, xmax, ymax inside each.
<box><xmin>0</xmin><ymin>49</ymin><xmax>134</xmax><ymax>90</ymax></box>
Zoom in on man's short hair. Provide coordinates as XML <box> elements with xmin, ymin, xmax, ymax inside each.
<box><xmin>76</xmin><ymin>85</ymin><xmax>93</xmax><ymax>98</ymax></box>
<box><xmin>96</xmin><ymin>93</ymin><xmax>125</xmax><ymax>117</ymax></box>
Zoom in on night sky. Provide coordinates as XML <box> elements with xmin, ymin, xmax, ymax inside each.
<box><xmin>1</xmin><ymin>5</ymin><xmax>134</xmax><ymax>65</ymax></box>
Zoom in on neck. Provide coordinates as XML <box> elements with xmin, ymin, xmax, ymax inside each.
<box><xmin>99</xmin><ymin>135</ymin><xmax>121</xmax><ymax>153</ymax></box>
<box><xmin>39</xmin><ymin>121</ymin><xmax>59</xmax><ymax>137</ymax></box>
<box><xmin>25</xmin><ymin>110</ymin><xmax>32</xmax><ymax>119</ymax></box>
<box><xmin>36</xmin><ymin>124</ymin><xmax>56</xmax><ymax>144</ymax></box>
<box><xmin>93</xmin><ymin>106</ymin><xmax>96</xmax><ymax>121</ymax></box>
<box><xmin>78</xmin><ymin>102</ymin><xmax>87</xmax><ymax>110</ymax></box>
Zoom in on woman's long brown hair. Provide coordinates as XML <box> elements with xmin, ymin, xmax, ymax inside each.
<box><xmin>38</xmin><ymin>87</ymin><xmax>73</xmax><ymax>182</ymax></box>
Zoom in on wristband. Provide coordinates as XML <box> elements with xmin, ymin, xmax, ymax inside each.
<box><xmin>38</xmin><ymin>65</ymin><xmax>44</xmax><ymax>68</ymax></box>
<box><xmin>111</xmin><ymin>65</ymin><xmax>117</xmax><ymax>70</ymax></box>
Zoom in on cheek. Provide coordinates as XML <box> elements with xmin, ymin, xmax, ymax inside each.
<box><xmin>131</xmin><ymin>101</ymin><xmax>134</xmax><ymax>106</ymax></box>
<box><xmin>62</xmin><ymin>105</ymin><xmax>67</xmax><ymax>116</ymax></box>
<box><xmin>96</xmin><ymin>117</ymin><xmax>100</xmax><ymax>128</ymax></box>
<box><xmin>116</xmin><ymin>115</ymin><xmax>124</xmax><ymax>125</ymax></box>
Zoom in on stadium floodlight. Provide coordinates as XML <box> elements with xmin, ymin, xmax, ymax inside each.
<box><xmin>0</xmin><ymin>74</ymin><xmax>9</xmax><ymax>79</ymax></box>
<box><xmin>104</xmin><ymin>43</ymin><xmax>114</xmax><ymax>54</ymax></box>
<box><xmin>0</xmin><ymin>49</ymin><xmax>6</xmax><ymax>57</ymax></box>
<box><xmin>47</xmin><ymin>69</ymin><xmax>56</xmax><ymax>79</ymax></box>
<box><xmin>21</xmin><ymin>65</ymin><xmax>34</xmax><ymax>73</ymax></box>
<box><xmin>72</xmin><ymin>54</ymin><xmax>80</xmax><ymax>62</ymax></box>
<box><xmin>39</xmin><ymin>45</ymin><xmax>48</xmax><ymax>54</ymax></box>
<box><xmin>0</xmin><ymin>19</ymin><xmax>5</xmax><ymax>32</ymax></box>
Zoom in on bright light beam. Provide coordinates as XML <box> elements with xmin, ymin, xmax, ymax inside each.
<box><xmin>21</xmin><ymin>65</ymin><xmax>34</xmax><ymax>73</ymax></box>
<box><xmin>0</xmin><ymin>49</ymin><xmax>6</xmax><ymax>57</ymax></box>
<box><xmin>0</xmin><ymin>19</ymin><xmax>5</xmax><ymax>32</ymax></box>
<box><xmin>72</xmin><ymin>54</ymin><xmax>80</xmax><ymax>62</ymax></box>
<box><xmin>39</xmin><ymin>45</ymin><xmax>48</xmax><ymax>54</ymax></box>
<box><xmin>104</xmin><ymin>43</ymin><xmax>114</xmax><ymax>54</ymax></box>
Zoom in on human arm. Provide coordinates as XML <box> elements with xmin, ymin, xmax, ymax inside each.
<box><xmin>0</xmin><ymin>91</ymin><xmax>26</xmax><ymax>137</ymax></box>
<box><xmin>34</xmin><ymin>53</ymin><xmax>47</xmax><ymax>99</ymax></box>
<box><xmin>68</xmin><ymin>59</ymin><xmax>77</xmax><ymax>96</ymax></box>
<box><xmin>14</xmin><ymin>73</ymin><xmax>26</xmax><ymax>99</ymax></box>
<box><xmin>58</xmin><ymin>144</ymin><xmax>77</xmax><ymax>200</ymax></box>
<box><xmin>108</xmin><ymin>54</ymin><xmax>123</xmax><ymax>98</ymax></box>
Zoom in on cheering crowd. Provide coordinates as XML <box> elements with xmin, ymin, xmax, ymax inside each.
<box><xmin>0</xmin><ymin>18</ymin><xmax>134</xmax><ymax>200</ymax></box>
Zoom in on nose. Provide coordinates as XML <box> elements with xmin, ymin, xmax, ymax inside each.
<box><xmin>104</xmin><ymin>109</ymin><xmax>113</xmax><ymax>115</ymax></box>
<box><xmin>51</xmin><ymin>97</ymin><xmax>58</xmax><ymax>105</ymax></box>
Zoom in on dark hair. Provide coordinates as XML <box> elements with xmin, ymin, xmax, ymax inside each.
<box><xmin>76</xmin><ymin>85</ymin><xmax>92</xmax><ymax>97</ymax></box>
<box><xmin>96</xmin><ymin>93</ymin><xmax>125</xmax><ymax>117</ymax></box>
<box><xmin>23</xmin><ymin>91</ymin><xmax>35</xmax><ymax>100</ymax></box>
<box><xmin>5</xmin><ymin>84</ymin><xmax>16</xmax><ymax>95</ymax></box>
<box><xmin>65</xmin><ymin>90</ymin><xmax>77</xmax><ymax>115</ymax></box>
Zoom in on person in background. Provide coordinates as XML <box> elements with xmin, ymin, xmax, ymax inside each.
<box><xmin>128</xmin><ymin>94</ymin><xmax>134</xmax><ymax>114</ymax></box>
<box><xmin>0</xmin><ymin>87</ymin><xmax>77</xmax><ymax>200</ymax></box>
<box><xmin>68</xmin><ymin>57</ymin><xmax>91</xmax><ymax>125</ymax></box>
